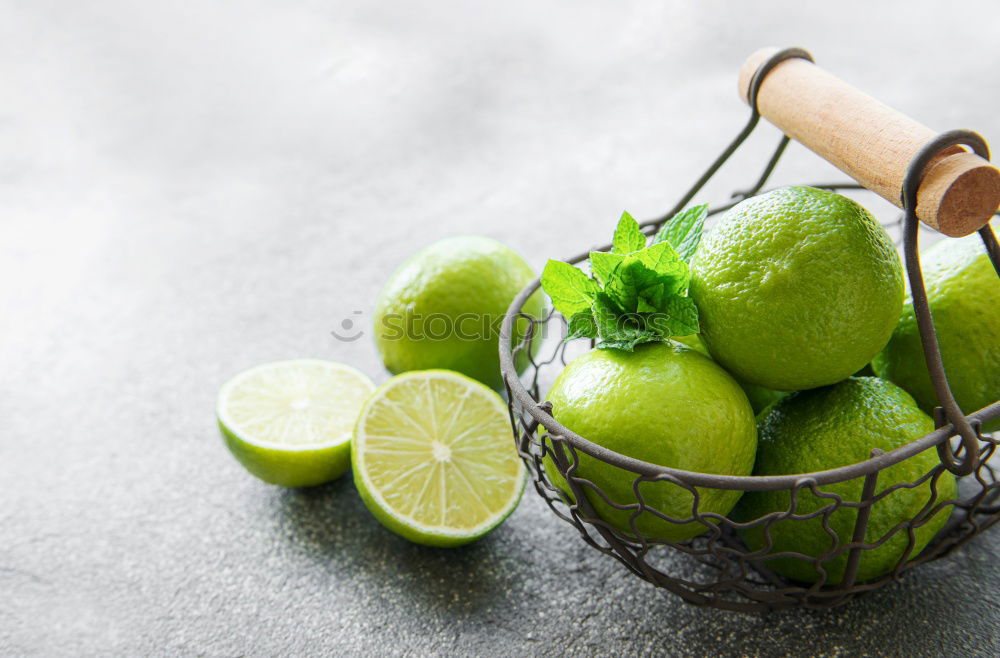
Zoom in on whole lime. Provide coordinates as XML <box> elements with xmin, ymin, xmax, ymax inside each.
<box><xmin>545</xmin><ymin>341</ymin><xmax>757</xmax><ymax>542</ymax></box>
<box><xmin>872</xmin><ymin>225</ymin><xmax>1000</xmax><ymax>430</ymax></box>
<box><xmin>690</xmin><ymin>186</ymin><xmax>904</xmax><ymax>391</ymax></box>
<box><xmin>675</xmin><ymin>333</ymin><xmax>787</xmax><ymax>414</ymax></box>
<box><xmin>373</xmin><ymin>236</ymin><xmax>545</xmax><ymax>390</ymax></box>
<box><xmin>735</xmin><ymin>377</ymin><xmax>956</xmax><ymax>585</ymax></box>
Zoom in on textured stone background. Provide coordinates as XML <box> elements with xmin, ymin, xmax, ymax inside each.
<box><xmin>2</xmin><ymin>1</ymin><xmax>999</xmax><ymax>656</ymax></box>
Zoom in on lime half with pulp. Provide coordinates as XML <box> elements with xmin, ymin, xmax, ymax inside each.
<box><xmin>352</xmin><ymin>370</ymin><xmax>525</xmax><ymax>547</ymax></box>
<box><xmin>217</xmin><ymin>359</ymin><xmax>375</xmax><ymax>487</ymax></box>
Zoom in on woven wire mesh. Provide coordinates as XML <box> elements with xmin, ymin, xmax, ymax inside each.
<box><xmin>499</xmin><ymin>49</ymin><xmax>1000</xmax><ymax>611</ymax></box>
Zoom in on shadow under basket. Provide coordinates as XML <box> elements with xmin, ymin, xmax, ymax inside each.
<box><xmin>498</xmin><ymin>48</ymin><xmax>1000</xmax><ymax>612</ymax></box>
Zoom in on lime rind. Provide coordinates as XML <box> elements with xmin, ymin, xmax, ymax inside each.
<box><xmin>352</xmin><ymin>370</ymin><xmax>526</xmax><ymax>547</ymax></box>
<box><xmin>218</xmin><ymin>421</ymin><xmax>355</xmax><ymax>487</ymax></box>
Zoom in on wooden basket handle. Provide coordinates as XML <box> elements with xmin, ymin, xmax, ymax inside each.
<box><xmin>739</xmin><ymin>47</ymin><xmax>1000</xmax><ymax>237</ymax></box>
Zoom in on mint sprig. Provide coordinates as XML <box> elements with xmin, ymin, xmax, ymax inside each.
<box><xmin>540</xmin><ymin>207</ymin><xmax>706</xmax><ymax>351</ymax></box>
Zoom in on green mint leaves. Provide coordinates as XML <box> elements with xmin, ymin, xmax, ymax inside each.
<box><xmin>540</xmin><ymin>206</ymin><xmax>707</xmax><ymax>351</ymax></box>
<box><xmin>652</xmin><ymin>203</ymin><xmax>708</xmax><ymax>261</ymax></box>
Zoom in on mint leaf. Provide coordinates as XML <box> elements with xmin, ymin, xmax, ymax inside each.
<box><xmin>606</xmin><ymin>245</ymin><xmax>689</xmax><ymax>314</ymax></box>
<box><xmin>541</xmin><ymin>260</ymin><xmax>598</xmax><ymax>317</ymax></box>
<box><xmin>589</xmin><ymin>251</ymin><xmax>624</xmax><ymax>286</ymax></box>
<box><xmin>652</xmin><ymin>203</ymin><xmax>708</xmax><ymax>262</ymax></box>
<box><xmin>636</xmin><ymin>297</ymin><xmax>658</xmax><ymax>313</ymax></box>
<box><xmin>638</xmin><ymin>276</ymin><xmax>686</xmax><ymax>311</ymax></box>
<box><xmin>598</xmin><ymin>336</ymin><xmax>657</xmax><ymax>351</ymax></box>
<box><xmin>612</xmin><ymin>211</ymin><xmax>646</xmax><ymax>254</ymax></box>
<box><xmin>636</xmin><ymin>241</ymin><xmax>690</xmax><ymax>295</ymax></box>
<box><xmin>596</xmin><ymin>325</ymin><xmax>661</xmax><ymax>351</ymax></box>
<box><xmin>637</xmin><ymin>239</ymin><xmax>682</xmax><ymax>272</ymax></box>
<box><xmin>591</xmin><ymin>292</ymin><xmax>624</xmax><ymax>339</ymax></box>
<box><xmin>591</xmin><ymin>293</ymin><xmax>660</xmax><ymax>351</ymax></box>
<box><xmin>649</xmin><ymin>295</ymin><xmax>700</xmax><ymax>337</ymax></box>
<box><xmin>566</xmin><ymin>310</ymin><xmax>597</xmax><ymax>340</ymax></box>
<box><xmin>605</xmin><ymin>256</ymin><xmax>660</xmax><ymax>313</ymax></box>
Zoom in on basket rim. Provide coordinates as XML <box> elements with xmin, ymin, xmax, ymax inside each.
<box><xmin>499</xmin><ymin>268</ymin><xmax>1000</xmax><ymax>493</ymax></box>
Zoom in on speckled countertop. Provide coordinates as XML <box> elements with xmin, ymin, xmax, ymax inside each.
<box><xmin>2</xmin><ymin>1</ymin><xmax>999</xmax><ymax>655</ymax></box>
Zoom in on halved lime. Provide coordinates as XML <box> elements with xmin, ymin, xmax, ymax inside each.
<box><xmin>352</xmin><ymin>370</ymin><xmax>525</xmax><ymax>547</ymax></box>
<box><xmin>217</xmin><ymin>359</ymin><xmax>375</xmax><ymax>487</ymax></box>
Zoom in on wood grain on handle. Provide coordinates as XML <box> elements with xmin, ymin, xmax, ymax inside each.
<box><xmin>738</xmin><ymin>47</ymin><xmax>1000</xmax><ymax>237</ymax></box>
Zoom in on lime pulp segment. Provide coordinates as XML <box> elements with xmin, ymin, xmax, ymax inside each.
<box><xmin>219</xmin><ymin>359</ymin><xmax>374</xmax><ymax>447</ymax></box>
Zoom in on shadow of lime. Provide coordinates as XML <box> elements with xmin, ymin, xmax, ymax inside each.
<box><xmin>273</xmin><ymin>472</ymin><xmax>516</xmax><ymax>616</ymax></box>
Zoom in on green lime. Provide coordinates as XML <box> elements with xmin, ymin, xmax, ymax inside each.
<box><xmin>690</xmin><ymin>186</ymin><xmax>904</xmax><ymax>391</ymax></box>
<box><xmin>352</xmin><ymin>370</ymin><xmax>525</xmax><ymax>547</ymax></box>
<box><xmin>740</xmin><ymin>380</ymin><xmax>789</xmax><ymax>417</ymax></box>
<box><xmin>545</xmin><ymin>341</ymin><xmax>757</xmax><ymax>542</ymax></box>
<box><xmin>872</xmin><ymin>225</ymin><xmax>1000</xmax><ymax>430</ymax></box>
<box><xmin>673</xmin><ymin>333</ymin><xmax>712</xmax><ymax>357</ymax></box>
<box><xmin>675</xmin><ymin>333</ymin><xmax>788</xmax><ymax>414</ymax></box>
<box><xmin>735</xmin><ymin>377</ymin><xmax>956</xmax><ymax>585</ymax></box>
<box><xmin>217</xmin><ymin>359</ymin><xmax>375</xmax><ymax>487</ymax></box>
<box><xmin>373</xmin><ymin>236</ymin><xmax>545</xmax><ymax>390</ymax></box>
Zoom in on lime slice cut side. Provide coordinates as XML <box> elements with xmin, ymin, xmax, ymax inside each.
<box><xmin>352</xmin><ymin>370</ymin><xmax>525</xmax><ymax>547</ymax></box>
<box><xmin>217</xmin><ymin>359</ymin><xmax>375</xmax><ymax>487</ymax></box>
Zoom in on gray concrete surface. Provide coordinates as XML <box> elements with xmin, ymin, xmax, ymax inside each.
<box><xmin>2</xmin><ymin>1</ymin><xmax>999</xmax><ymax>656</ymax></box>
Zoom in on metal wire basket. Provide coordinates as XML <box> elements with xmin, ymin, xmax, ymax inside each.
<box><xmin>498</xmin><ymin>48</ymin><xmax>1000</xmax><ymax>611</ymax></box>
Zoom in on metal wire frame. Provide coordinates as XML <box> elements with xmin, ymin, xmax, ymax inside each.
<box><xmin>498</xmin><ymin>47</ymin><xmax>1000</xmax><ymax>611</ymax></box>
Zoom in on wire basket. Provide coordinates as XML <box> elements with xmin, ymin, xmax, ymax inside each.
<box><xmin>498</xmin><ymin>48</ymin><xmax>1000</xmax><ymax>611</ymax></box>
